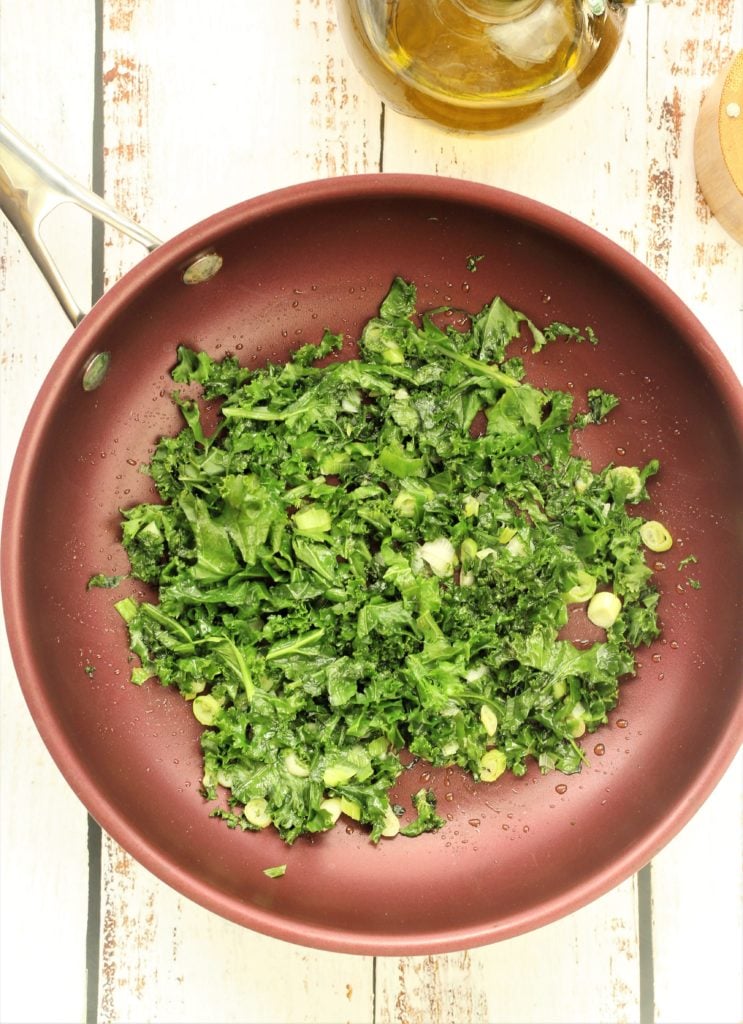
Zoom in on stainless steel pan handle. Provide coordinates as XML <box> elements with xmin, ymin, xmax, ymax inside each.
<box><xmin>0</xmin><ymin>119</ymin><xmax>162</xmax><ymax>325</ymax></box>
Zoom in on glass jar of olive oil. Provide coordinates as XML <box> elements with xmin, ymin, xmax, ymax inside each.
<box><xmin>336</xmin><ymin>0</ymin><xmax>629</xmax><ymax>133</ymax></box>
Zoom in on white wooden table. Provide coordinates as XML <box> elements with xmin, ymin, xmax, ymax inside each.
<box><xmin>1</xmin><ymin>3</ymin><xmax>742</xmax><ymax>1022</ymax></box>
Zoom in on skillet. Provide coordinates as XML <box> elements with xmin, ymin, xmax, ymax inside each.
<box><xmin>2</xmin><ymin>123</ymin><xmax>742</xmax><ymax>955</ymax></box>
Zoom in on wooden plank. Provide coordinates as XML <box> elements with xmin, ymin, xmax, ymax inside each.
<box><xmin>643</xmin><ymin>4</ymin><xmax>743</xmax><ymax>1022</ymax></box>
<box><xmin>379</xmin><ymin>2</ymin><xmax>649</xmax><ymax>236</ymax></box>
<box><xmin>366</xmin><ymin>2</ymin><xmax>742</xmax><ymax>1019</ymax></box>
<box><xmin>373</xmin><ymin>10</ymin><xmax>650</xmax><ymax>1024</ymax></box>
<box><xmin>375</xmin><ymin>880</ymin><xmax>641</xmax><ymax>1024</ymax></box>
<box><xmin>98</xmin><ymin>835</ymin><xmax>373</xmax><ymax>1024</ymax></box>
<box><xmin>643</xmin><ymin>0</ymin><xmax>743</xmax><ymax>353</ymax></box>
<box><xmin>94</xmin><ymin>2</ymin><xmax>379</xmax><ymax>1020</ymax></box>
<box><xmin>0</xmin><ymin>3</ymin><xmax>96</xmax><ymax>1023</ymax></box>
<box><xmin>100</xmin><ymin>0</ymin><xmax>382</xmax><ymax>275</ymax></box>
<box><xmin>650</xmin><ymin>754</ymin><xmax>743</xmax><ymax>1024</ymax></box>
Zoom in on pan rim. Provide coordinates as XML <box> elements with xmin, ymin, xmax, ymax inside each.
<box><xmin>2</xmin><ymin>172</ymin><xmax>742</xmax><ymax>955</ymax></box>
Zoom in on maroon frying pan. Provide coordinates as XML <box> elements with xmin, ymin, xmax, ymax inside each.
<box><xmin>2</xmin><ymin>123</ymin><xmax>742</xmax><ymax>955</ymax></box>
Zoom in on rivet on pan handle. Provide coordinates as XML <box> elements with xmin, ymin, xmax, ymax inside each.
<box><xmin>182</xmin><ymin>250</ymin><xmax>223</xmax><ymax>285</ymax></box>
<box><xmin>0</xmin><ymin>119</ymin><xmax>162</xmax><ymax>327</ymax></box>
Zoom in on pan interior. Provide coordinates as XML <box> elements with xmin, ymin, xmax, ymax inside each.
<box><xmin>5</xmin><ymin>179</ymin><xmax>743</xmax><ymax>953</ymax></box>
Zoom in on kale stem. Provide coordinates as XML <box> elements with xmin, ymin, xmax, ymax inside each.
<box><xmin>265</xmin><ymin>628</ymin><xmax>326</xmax><ymax>662</ymax></box>
<box><xmin>429</xmin><ymin>340</ymin><xmax>522</xmax><ymax>389</ymax></box>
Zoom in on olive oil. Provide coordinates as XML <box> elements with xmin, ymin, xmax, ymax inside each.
<box><xmin>337</xmin><ymin>0</ymin><xmax>626</xmax><ymax>133</ymax></box>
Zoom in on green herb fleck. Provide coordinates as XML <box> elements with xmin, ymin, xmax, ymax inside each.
<box><xmin>574</xmin><ymin>388</ymin><xmax>620</xmax><ymax>428</ymax></box>
<box><xmin>263</xmin><ymin>864</ymin><xmax>287</xmax><ymax>879</ymax></box>
<box><xmin>543</xmin><ymin>322</ymin><xmax>599</xmax><ymax>346</ymax></box>
<box><xmin>466</xmin><ymin>254</ymin><xmax>485</xmax><ymax>272</ymax></box>
<box><xmin>400</xmin><ymin>789</ymin><xmax>446</xmax><ymax>838</ymax></box>
<box><xmin>678</xmin><ymin>555</ymin><xmax>698</xmax><ymax>570</ymax></box>
<box><xmin>87</xmin><ymin>573</ymin><xmax>127</xmax><ymax>590</ymax></box>
<box><xmin>209</xmin><ymin>807</ymin><xmax>249</xmax><ymax>830</ymax></box>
